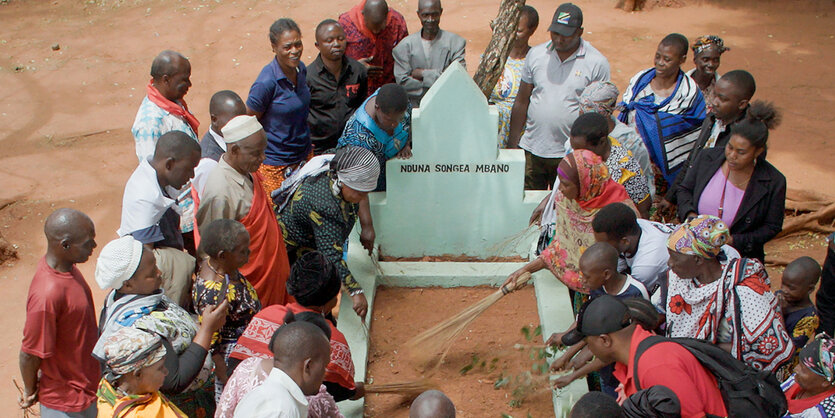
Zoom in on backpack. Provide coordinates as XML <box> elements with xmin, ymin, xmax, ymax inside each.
<box><xmin>633</xmin><ymin>335</ymin><xmax>787</xmax><ymax>418</ymax></box>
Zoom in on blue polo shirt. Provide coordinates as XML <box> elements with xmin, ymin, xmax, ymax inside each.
<box><xmin>247</xmin><ymin>58</ymin><xmax>312</xmax><ymax>166</ymax></box>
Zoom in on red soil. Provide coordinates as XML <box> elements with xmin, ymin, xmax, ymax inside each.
<box><xmin>366</xmin><ymin>286</ymin><xmax>553</xmax><ymax>417</ymax></box>
<box><xmin>1</xmin><ymin>0</ymin><xmax>833</xmax><ymax>411</ymax></box>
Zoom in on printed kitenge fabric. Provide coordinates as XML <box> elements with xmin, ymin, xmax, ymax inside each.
<box><xmin>778</xmin><ymin>306</ymin><xmax>821</xmax><ymax>381</ymax></box>
<box><xmin>539</xmin><ymin>151</ymin><xmax>638</xmax><ymax>293</ymax></box>
<box><xmin>192</xmin><ymin>270</ymin><xmax>261</xmax><ymax>400</ymax></box>
<box><xmin>619</xmin><ymin>68</ymin><xmax>706</xmax><ymax>186</ymax></box>
<box><xmin>666</xmin><ymin>257</ymin><xmax>794</xmax><ymax>372</ymax></box>
<box><xmin>336</xmin><ymin>90</ymin><xmax>411</xmax><ymax>191</ymax></box>
<box><xmin>192</xmin><ymin>271</ymin><xmax>261</xmax><ymax>355</ymax></box>
<box><xmin>229</xmin><ymin>303</ymin><xmax>356</xmax><ymax>392</ymax></box>
<box><xmin>96</xmin><ymin>379</ymin><xmax>187</xmax><ymax>418</ymax></box>
<box><xmin>338</xmin><ymin>1</ymin><xmax>409</xmax><ymax>95</ymax></box>
<box><xmin>781</xmin><ymin>374</ymin><xmax>835</xmax><ymax>417</ymax></box>
<box><xmin>606</xmin><ymin>137</ymin><xmax>651</xmax><ymax>207</ymax></box>
<box><xmin>278</xmin><ymin>173</ymin><xmax>361</xmax><ymax>291</ymax></box>
<box><xmin>489</xmin><ymin>57</ymin><xmax>525</xmax><ymax>148</ymax></box>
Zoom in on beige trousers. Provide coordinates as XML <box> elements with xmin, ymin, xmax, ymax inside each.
<box><xmin>153</xmin><ymin>247</ymin><xmax>195</xmax><ymax>308</ymax></box>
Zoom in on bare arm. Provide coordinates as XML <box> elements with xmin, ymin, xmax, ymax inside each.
<box><xmin>507</xmin><ymin>82</ymin><xmax>533</xmax><ymax>149</ymax></box>
<box><xmin>358</xmin><ymin>196</ymin><xmax>375</xmax><ymax>256</ymax></box>
<box><xmin>18</xmin><ymin>351</ymin><xmax>40</xmax><ymax>408</ymax></box>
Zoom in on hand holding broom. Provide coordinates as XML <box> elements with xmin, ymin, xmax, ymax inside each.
<box><xmin>406</xmin><ymin>272</ymin><xmax>533</xmax><ymax>367</ymax></box>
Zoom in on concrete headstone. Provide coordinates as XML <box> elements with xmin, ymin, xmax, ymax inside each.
<box><xmin>370</xmin><ymin>62</ymin><xmax>545</xmax><ymax>258</ymax></box>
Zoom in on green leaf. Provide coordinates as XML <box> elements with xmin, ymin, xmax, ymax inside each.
<box><xmin>494</xmin><ymin>375</ymin><xmax>510</xmax><ymax>389</ymax></box>
<box><xmin>501</xmin><ymin>414</ymin><xmax>513</xmax><ymax>418</ymax></box>
<box><xmin>534</xmin><ymin>325</ymin><xmax>542</xmax><ymax>337</ymax></box>
<box><xmin>459</xmin><ymin>363</ymin><xmax>474</xmax><ymax>375</ymax></box>
<box><xmin>521</xmin><ymin>326</ymin><xmax>531</xmax><ymax>341</ymax></box>
<box><xmin>509</xmin><ymin>399</ymin><xmax>523</xmax><ymax>408</ymax></box>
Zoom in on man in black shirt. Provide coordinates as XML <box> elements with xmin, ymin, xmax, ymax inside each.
<box><xmin>307</xmin><ymin>19</ymin><xmax>369</xmax><ymax>154</ymax></box>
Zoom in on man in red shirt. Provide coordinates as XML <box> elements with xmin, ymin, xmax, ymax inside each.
<box><xmin>563</xmin><ymin>295</ymin><xmax>727</xmax><ymax>418</ymax></box>
<box><xmin>339</xmin><ymin>0</ymin><xmax>409</xmax><ymax>95</ymax></box>
<box><xmin>19</xmin><ymin>209</ymin><xmax>101</xmax><ymax>417</ymax></box>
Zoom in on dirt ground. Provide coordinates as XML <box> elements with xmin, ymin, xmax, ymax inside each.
<box><xmin>0</xmin><ymin>0</ymin><xmax>833</xmax><ymax>412</ymax></box>
<box><xmin>366</xmin><ymin>286</ymin><xmax>553</xmax><ymax>417</ymax></box>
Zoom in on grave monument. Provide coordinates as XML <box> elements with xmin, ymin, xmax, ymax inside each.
<box><xmin>337</xmin><ymin>63</ymin><xmax>585</xmax><ymax>417</ymax></box>
<box><xmin>369</xmin><ymin>62</ymin><xmax>541</xmax><ymax>258</ymax></box>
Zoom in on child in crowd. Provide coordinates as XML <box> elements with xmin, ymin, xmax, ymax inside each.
<box><xmin>546</xmin><ymin>242</ymin><xmax>650</xmax><ymax>396</ymax></box>
<box><xmin>410</xmin><ymin>390</ymin><xmax>456</xmax><ymax>418</ymax></box>
<box><xmin>192</xmin><ymin>219</ymin><xmax>261</xmax><ymax>399</ymax></box>
<box><xmin>97</xmin><ymin>326</ymin><xmax>187</xmax><ymax>417</ymax></box>
<box><xmin>569</xmin><ymin>391</ymin><xmax>624</xmax><ymax>418</ymax></box>
<box><xmin>776</xmin><ymin>256</ymin><xmax>822</xmax><ymax>380</ymax></box>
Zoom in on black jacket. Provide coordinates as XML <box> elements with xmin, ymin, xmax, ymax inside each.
<box><xmin>676</xmin><ymin>147</ymin><xmax>786</xmax><ymax>261</ymax></box>
<box><xmin>666</xmin><ymin>111</ymin><xmax>745</xmax><ymax>203</ymax></box>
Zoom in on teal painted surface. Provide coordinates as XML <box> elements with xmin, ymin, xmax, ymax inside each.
<box><xmin>369</xmin><ymin>62</ymin><xmax>544</xmax><ymax>258</ymax></box>
<box><xmin>337</xmin><ymin>231</ymin><xmax>585</xmax><ymax>417</ymax></box>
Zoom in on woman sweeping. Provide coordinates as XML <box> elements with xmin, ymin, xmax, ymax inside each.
<box><xmin>504</xmin><ymin>149</ymin><xmax>638</xmax><ymax>313</ymax></box>
<box><xmin>665</xmin><ymin>215</ymin><xmax>794</xmax><ymax>372</ymax></box>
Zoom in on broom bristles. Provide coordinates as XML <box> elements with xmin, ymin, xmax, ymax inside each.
<box><xmin>405</xmin><ymin>272</ymin><xmax>532</xmax><ymax>366</ymax></box>
<box><xmin>365</xmin><ymin>379</ymin><xmax>435</xmax><ymax>394</ymax></box>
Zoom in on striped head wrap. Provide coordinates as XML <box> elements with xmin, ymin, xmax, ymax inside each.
<box><xmin>666</xmin><ymin>215</ymin><xmax>730</xmax><ymax>258</ymax></box>
<box><xmin>102</xmin><ymin>327</ymin><xmax>167</xmax><ymax>381</ymax></box>
<box><xmin>801</xmin><ymin>333</ymin><xmax>835</xmax><ymax>383</ymax></box>
<box><xmin>579</xmin><ymin>81</ymin><xmax>620</xmax><ymax>116</ymax></box>
<box><xmin>692</xmin><ymin>35</ymin><xmax>730</xmax><ymax>55</ymax></box>
<box><xmin>331</xmin><ymin>146</ymin><xmax>381</xmax><ymax>193</ymax></box>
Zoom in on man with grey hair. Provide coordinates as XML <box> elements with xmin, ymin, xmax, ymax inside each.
<box><xmin>196</xmin><ymin>115</ymin><xmax>292</xmax><ymax>307</ymax></box>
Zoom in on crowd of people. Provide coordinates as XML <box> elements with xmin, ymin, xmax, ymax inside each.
<box><xmin>15</xmin><ymin>0</ymin><xmax>835</xmax><ymax>417</ymax></box>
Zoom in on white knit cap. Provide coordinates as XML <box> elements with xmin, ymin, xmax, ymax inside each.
<box><xmin>221</xmin><ymin>115</ymin><xmax>263</xmax><ymax>143</ymax></box>
<box><xmin>95</xmin><ymin>236</ymin><xmax>144</xmax><ymax>290</ymax></box>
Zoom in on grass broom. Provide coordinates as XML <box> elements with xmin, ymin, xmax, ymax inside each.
<box><xmin>364</xmin><ymin>378</ymin><xmax>435</xmax><ymax>395</ymax></box>
<box><xmin>405</xmin><ymin>272</ymin><xmax>533</xmax><ymax>368</ymax></box>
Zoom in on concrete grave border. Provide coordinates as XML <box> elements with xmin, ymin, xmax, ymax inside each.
<box><xmin>336</xmin><ymin>229</ymin><xmax>587</xmax><ymax>417</ymax></box>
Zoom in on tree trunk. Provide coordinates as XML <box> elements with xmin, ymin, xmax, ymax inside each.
<box><xmin>473</xmin><ymin>0</ymin><xmax>526</xmax><ymax>99</ymax></box>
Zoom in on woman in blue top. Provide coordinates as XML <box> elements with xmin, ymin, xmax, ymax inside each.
<box><xmin>247</xmin><ymin>18</ymin><xmax>312</xmax><ymax>196</ymax></box>
<box><xmin>337</xmin><ymin>83</ymin><xmax>411</xmax><ymax>191</ymax></box>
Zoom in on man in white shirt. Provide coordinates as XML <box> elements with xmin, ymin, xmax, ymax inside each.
<box><xmin>507</xmin><ymin>2</ymin><xmax>610</xmax><ymax>190</ymax></box>
<box><xmin>234</xmin><ymin>321</ymin><xmax>331</xmax><ymax>418</ymax></box>
<box><xmin>592</xmin><ymin>202</ymin><xmax>740</xmax><ymax>301</ymax></box>
<box><xmin>591</xmin><ymin>202</ymin><xmax>673</xmax><ymax>296</ymax></box>
<box><xmin>192</xmin><ymin>90</ymin><xmax>247</xmax><ymax>199</ymax></box>
<box><xmin>117</xmin><ymin>131</ymin><xmax>200</xmax><ymax>307</ymax></box>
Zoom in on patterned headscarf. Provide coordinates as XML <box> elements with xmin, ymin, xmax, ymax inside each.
<box><xmin>691</xmin><ymin>35</ymin><xmax>730</xmax><ymax>55</ymax></box>
<box><xmin>574</xmin><ymin>149</ymin><xmax>610</xmax><ymax>202</ymax></box>
<box><xmin>578</xmin><ymin>81</ymin><xmax>620</xmax><ymax>116</ymax></box>
<box><xmin>331</xmin><ymin>146</ymin><xmax>381</xmax><ymax>193</ymax></box>
<box><xmin>666</xmin><ymin>215</ymin><xmax>730</xmax><ymax>258</ymax></box>
<box><xmin>102</xmin><ymin>326</ymin><xmax>167</xmax><ymax>381</ymax></box>
<box><xmin>801</xmin><ymin>333</ymin><xmax>835</xmax><ymax>383</ymax></box>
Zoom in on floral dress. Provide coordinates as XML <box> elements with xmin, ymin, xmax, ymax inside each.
<box><xmin>489</xmin><ymin>57</ymin><xmax>525</xmax><ymax>148</ymax></box>
<box><xmin>192</xmin><ymin>271</ymin><xmax>261</xmax><ymax>400</ymax></box>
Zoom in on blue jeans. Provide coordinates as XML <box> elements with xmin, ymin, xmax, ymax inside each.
<box><xmin>40</xmin><ymin>403</ymin><xmax>96</xmax><ymax>418</ymax></box>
